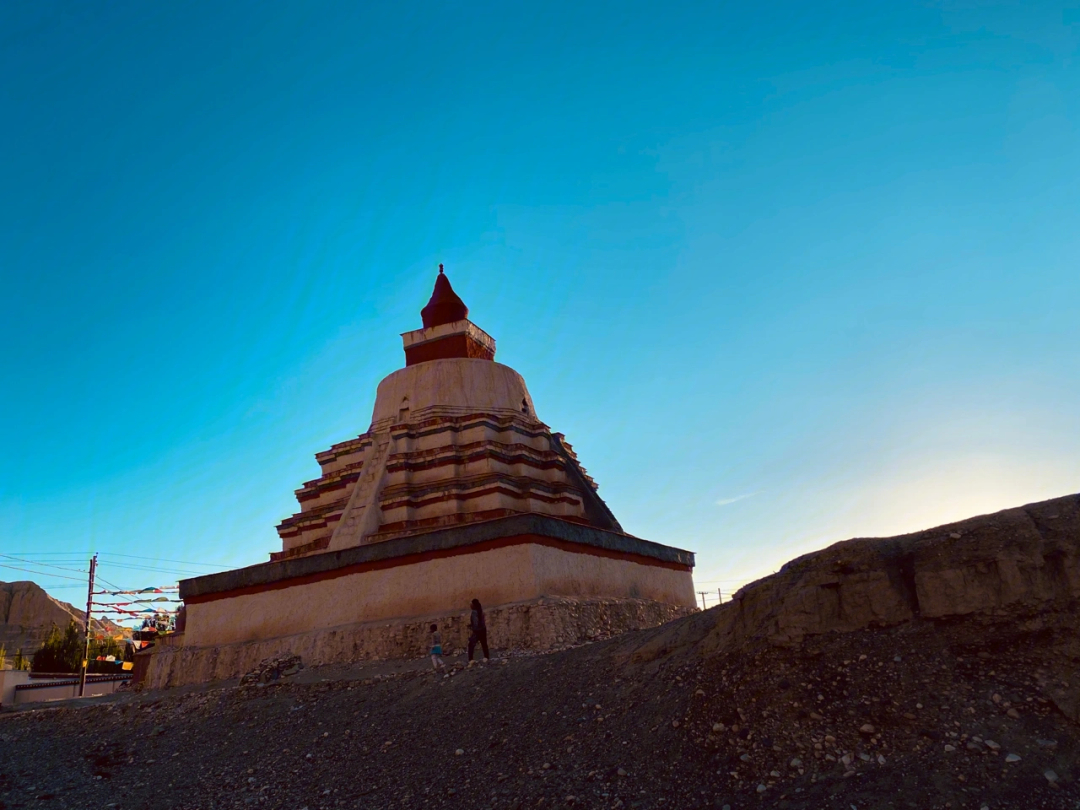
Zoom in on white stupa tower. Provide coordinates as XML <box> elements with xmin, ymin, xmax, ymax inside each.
<box><xmin>273</xmin><ymin>265</ymin><xmax>622</xmax><ymax>560</ymax></box>
<box><xmin>160</xmin><ymin>267</ymin><xmax>697</xmax><ymax>687</ymax></box>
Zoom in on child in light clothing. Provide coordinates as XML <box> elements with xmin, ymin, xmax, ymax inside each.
<box><xmin>429</xmin><ymin>623</ymin><xmax>446</xmax><ymax>671</ymax></box>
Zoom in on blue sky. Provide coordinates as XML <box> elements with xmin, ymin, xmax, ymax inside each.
<box><xmin>2</xmin><ymin>1</ymin><xmax>1078</xmax><ymax>609</ymax></box>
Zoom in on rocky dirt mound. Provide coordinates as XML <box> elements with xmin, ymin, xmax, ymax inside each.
<box><xmin>614</xmin><ymin>492</ymin><xmax>1080</xmax><ymax>714</ymax></box>
<box><xmin>238</xmin><ymin>654</ymin><xmax>305</xmax><ymax>686</ymax></box>
<box><xmin>0</xmin><ymin>494</ymin><xmax>1077</xmax><ymax>810</ymax></box>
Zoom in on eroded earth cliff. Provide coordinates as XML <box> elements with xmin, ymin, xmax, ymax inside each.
<box><xmin>0</xmin><ymin>580</ymin><xmax>120</xmax><ymax>658</ymax></box>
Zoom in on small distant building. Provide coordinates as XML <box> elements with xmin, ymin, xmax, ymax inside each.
<box><xmin>148</xmin><ymin>268</ymin><xmax>695</xmax><ymax>687</ymax></box>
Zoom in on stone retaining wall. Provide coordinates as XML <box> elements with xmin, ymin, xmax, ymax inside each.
<box><xmin>141</xmin><ymin>596</ymin><xmax>695</xmax><ymax>689</ymax></box>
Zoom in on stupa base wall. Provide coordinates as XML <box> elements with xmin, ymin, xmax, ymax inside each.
<box><xmin>141</xmin><ymin>596</ymin><xmax>696</xmax><ymax>689</ymax></box>
<box><xmin>159</xmin><ymin>515</ymin><xmax>697</xmax><ymax>689</ymax></box>
<box><xmin>183</xmin><ymin>539</ymin><xmax>694</xmax><ymax>649</ymax></box>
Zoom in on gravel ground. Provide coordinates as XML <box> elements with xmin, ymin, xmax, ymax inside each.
<box><xmin>1</xmin><ymin>605</ymin><xmax>1077</xmax><ymax>810</ymax></box>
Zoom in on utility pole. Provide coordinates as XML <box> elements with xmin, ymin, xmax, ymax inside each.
<box><xmin>79</xmin><ymin>554</ymin><xmax>97</xmax><ymax>697</ymax></box>
<box><xmin>698</xmin><ymin>590</ymin><xmax>709</xmax><ymax>610</ymax></box>
<box><xmin>718</xmin><ymin>588</ymin><xmax>723</xmax><ymax>604</ymax></box>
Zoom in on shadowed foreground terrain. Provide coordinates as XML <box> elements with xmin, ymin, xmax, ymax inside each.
<box><xmin>2</xmin><ymin>494</ymin><xmax>1078</xmax><ymax>810</ymax></box>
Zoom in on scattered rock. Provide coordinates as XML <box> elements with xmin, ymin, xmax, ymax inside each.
<box><xmin>239</xmin><ymin>654</ymin><xmax>304</xmax><ymax>686</ymax></box>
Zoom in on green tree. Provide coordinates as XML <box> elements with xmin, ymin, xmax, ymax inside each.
<box><xmin>87</xmin><ymin>634</ymin><xmax>125</xmax><ymax>674</ymax></box>
<box><xmin>0</xmin><ymin>644</ymin><xmax>6</xmax><ymax>670</ymax></box>
<box><xmin>13</xmin><ymin>648</ymin><xmax>29</xmax><ymax>670</ymax></box>
<box><xmin>32</xmin><ymin>620</ymin><xmax>128</xmax><ymax>674</ymax></box>
<box><xmin>32</xmin><ymin>620</ymin><xmax>83</xmax><ymax>673</ymax></box>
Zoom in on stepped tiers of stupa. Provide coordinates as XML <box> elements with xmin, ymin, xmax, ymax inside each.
<box><xmin>149</xmin><ymin>269</ymin><xmax>696</xmax><ymax>686</ymax></box>
<box><xmin>273</xmin><ymin>268</ymin><xmax>622</xmax><ymax>560</ymax></box>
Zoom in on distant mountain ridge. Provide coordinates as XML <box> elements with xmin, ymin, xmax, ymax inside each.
<box><xmin>0</xmin><ymin>580</ymin><xmax>122</xmax><ymax>657</ymax></box>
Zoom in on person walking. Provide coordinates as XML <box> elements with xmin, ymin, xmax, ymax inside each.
<box><xmin>467</xmin><ymin>598</ymin><xmax>490</xmax><ymax>662</ymax></box>
<box><xmin>429</xmin><ymin>623</ymin><xmax>447</xmax><ymax>671</ymax></box>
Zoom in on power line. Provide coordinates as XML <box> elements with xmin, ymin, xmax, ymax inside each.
<box><xmin>0</xmin><ymin>554</ymin><xmax>89</xmax><ymax>575</ymax></box>
<box><xmin>693</xmin><ymin>579</ymin><xmax>759</xmax><ymax>583</ymax></box>
<box><xmin>7</xmin><ymin>556</ymin><xmax>207</xmax><ymax>575</ymax></box>
<box><xmin>97</xmin><ymin>561</ymin><xmax>205</xmax><ymax>577</ymax></box>
<box><xmin>94</xmin><ymin>573</ymin><xmax>132</xmax><ymax>594</ymax></box>
<box><xmin>94</xmin><ymin>576</ymin><xmax>180</xmax><ymax>598</ymax></box>
<box><xmin>98</xmin><ymin>552</ymin><xmax>226</xmax><ymax>568</ymax></box>
<box><xmin>7</xmin><ymin>550</ymin><xmax>228</xmax><ymax>569</ymax></box>
<box><xmin>0</xmin><ymin>563</ymin><xmax>88</xmax><ymax>582</ymax></box>
<box><xmin>93</xmin><ymin>573</ymin><xmax>152</xmax><ymax>626</ymax></box>
<box><xmin>0</xmin><ymin>554</ymin><xmax>189</xmax><ymax>582</ymax></box>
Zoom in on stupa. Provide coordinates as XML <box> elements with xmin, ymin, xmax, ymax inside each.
<box><xmin>273</xmin><ymin>265</ymin><xmax>627</xmax><ymax>558</ymax></box>
<box><xmin>151</xmin><ymin>268</ymin><xmax>696</xmax><ymax>686</ymax></box>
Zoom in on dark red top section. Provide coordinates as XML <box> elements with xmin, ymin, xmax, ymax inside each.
<box><xmin>420</xmin><ymin>265</ymin><xmax>469</xmax><ymax>328</ymax></box>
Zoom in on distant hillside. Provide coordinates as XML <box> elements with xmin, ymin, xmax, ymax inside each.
<box><xmin>0</xmin><ymin>580</ymin><xmax>123</xmax><ymax>658</ymax></box>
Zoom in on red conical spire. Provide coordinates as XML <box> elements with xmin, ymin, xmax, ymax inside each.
<box><xmin>420</xmin><ymin>264</ymin><xmax>469</xmax><ymax>328</ymax></box>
